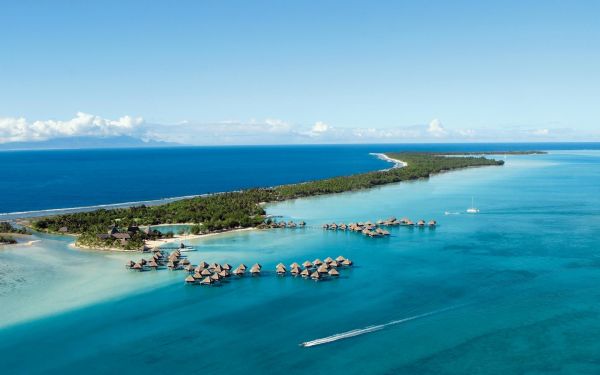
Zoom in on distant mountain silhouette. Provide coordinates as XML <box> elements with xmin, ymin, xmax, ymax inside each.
<box><xmin>0</xmin><ymin>136</ymin><xmax>181</xmax><ymax>150</ymax></box>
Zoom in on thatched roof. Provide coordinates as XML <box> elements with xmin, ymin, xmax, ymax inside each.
<box><xmin>133</xmin><ymin>263</ymin><xmax>142</xmax><ymax>270</ymax></box>
<box><xmin>193</xmin><ymin>272</ymin><xmax>202</xmax><ymax>279</ymax></box>
<box><xmin>250</xmin><ymin>265</ymin><xmax>261</xmax><ymax>274</ymax></box>
<box><xmin>238</xmin><ymin>263</ymin><xmax>247</xmax><ymax>271</ymax></box>
<box><xmin>342</xmin><ymin>259</ymin><xmax>353</xmax><ymax>266</ymax></box>
<box><xmin>184</xmin><ymin>264</ymin><xmax>194</xmax><ymax>271</ymax></box>
<box><xmin>167</xmin><ymin>261</ymin><xmax>175</xmax><ymax>268</ymax></box>
<box><xmin>329</xmin><ymin>260</ymin><xmax>339</xmax><ymax>267</ymax></box>
<box><xmin>211</xmin><ymin>273</ymin><xmax>221</xmax><ymax>281</ymax></box>
<box><xmin>300</xmin><ymin>269</ymin><xmax>310</xmax><ymax>277</ymax></box>
<box><xmin>201</xmin><ymin>277</ymin><xmax>213</xmax><ymax>285</ymax></box>
<box><xmin>148</xmin><ymin>261</ymin><xmax>158</xmax><ymax>268</ymax></box>
<box><xmin>313</xmin><ymin>259</ymin><xmax>323</xmax><ymax>266</ymax></box>
<box><xmin>181</xmin><ymin>259</ymin><xmax>190</xmax><ymax>265</ymax></box>
<box><xmin>311</xmin><ymin>271</ymin><xmax>321</xmax><ymax>280</ymax></box>
<box><xmin>417</xmin><ymin>220</ymin><xmax>425</xmax><ymax>226</ymax></box>
<box><xmin>302</xmin><ymin>261</ymin><xmax>313</xmax><ymax>268</ymax></box>
<box><xmin>290</xmin><ymin>267</ymin><xmax>300</xmax><ymax>274</ymax></box>
<box><xmin>185</xmin><ymin>275</ymin><xmax>196</xmax><ymax>283</ymax></box>
<box><xmin>198</xmin><ymin>261</ymin><xmax>209</xmax><ymax>268</ymax></box>
<box><xmin>233</xmin><ymin>267</ymin><xmax>245</xmax><ymax>275</ymax></box>
<box><xmin>276</xmin><ymin>266</ymin><xmax>286</xmax><ymax>274</ymax></box>
<box><xmin>276</xmin><ymin>262</ymin><xmax>285</xmax><ymax>268</ymax></box>
<box><xmin>317</xmin><ymin>265</ymin><xmax>329</xmax><ymax>274</ymax></box>
<box><xmin>290</xmin><ymin>262</ymin><xmax>301</xmax><ymax>269</ymax></box>
<box><xmin>428</xmin><ymin>220</ymin><xmax>437</xmax><ymax>226</ymax></box>
<box><xmin>328</xmin><ymin>268</ymin><xmax>340</xmax><ymax>276</ymax></box>
<box><xmin>252</xmin><ymin>263</ymin><xmax>262</xmax><ymax>270</ymax></box>
<box><xmin>201</xmin><ymin>269</ymin><xmax>212</xmax><ymax>276</ymax></box>
<box><xmin>324</xmin><ymin>257</ymin><xmax>334</xmax><ymax>264</ymax></box>
<box><xmin>222</xmin><ymin>263</ymin><xmax>232</xmax><ymax>270</ymax></box>
<box><xmin>126</xmin><ymin>260</ymin><xmax>135</xmax><ymax>267</ymax></box>
<box><xmin>218</xmin><ymin>270</ymin><xmax>229</xmax><ymax>277</ymax></box>
<box><xmin>335</xmin><ymin>256</ymin><xmax>345</xmax><ymax>262</ymax></box>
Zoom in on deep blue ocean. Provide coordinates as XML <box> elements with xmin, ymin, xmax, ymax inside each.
<box><xmin>1</xmin><ymin>143</ymin><xmax>598</xmax><ymax>215</ymax></box>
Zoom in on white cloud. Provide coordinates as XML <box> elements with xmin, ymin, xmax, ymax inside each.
<box><xmin>1</xmin><ymin>113</ymin><xmax>597</xmax><ymax>145</ymax></box>
<box><xmin>0</xmin><ymin>112</ymin><xmax>144</xmax><ymax>143</ymax></box>
<box><xmin>531</xmin><ymin>128</ymin><xmax>550</xmax><ymax>136</ymax></box>
<box><xmin>427</xmin><ymin>118</ymin><xmax>447</xmax><ymax>137</ymax></box>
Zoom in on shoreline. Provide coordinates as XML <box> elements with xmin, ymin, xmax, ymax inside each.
<box><xmin>370</xmin><ymin>153</ymin><xmax>408</xmax><ymax>170</ymax></box>
<box><xmin>68</xmin><ymin>227</ymin><xmax>257</xmax><ymax>252</ymax></box>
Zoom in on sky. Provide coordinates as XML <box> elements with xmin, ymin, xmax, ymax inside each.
<box><xmin>1</xmin><ymin>0</ymin><xmax>599</xmax><ymax>145</ymax></box>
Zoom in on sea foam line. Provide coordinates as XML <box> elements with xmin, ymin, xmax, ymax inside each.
<box><xmin>300</xmin><ymin>305</ymin><xmax>461</xmax><ymax>348</ymax></box>
<box><xmin>369</xmin><ymin>153</ymin><xmax>408</xmax><ymax>171</ymax></box>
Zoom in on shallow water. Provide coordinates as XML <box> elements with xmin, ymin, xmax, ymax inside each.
<box><xmin>1</xmin><ymin>151</ymin><xmax>600</xmax><ymax>374</ymax></box>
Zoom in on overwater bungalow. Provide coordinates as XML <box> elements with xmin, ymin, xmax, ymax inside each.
<box><xmin>125</xmin><ymin>260</ymin><xmax>135</xmax><ymax>269</ymax></box>
<box><xmin>193</xmin><ymin>272</ymin><xmax>202</xmax><ymax>279</ymax></box>
<box><xmin>213</xmin><ymin>264</ymin><xmax>223</xmax><ymax>273</ymax></box>
<box><xmin>181</xmin><ymin>259</ymin><xmax>191</xmax><ymax>265</ymax></box>
<box><xmin>300</xmin><ymin>269</ymin><xmax>310</xmax><ymax>278</ymax></box>
<box><xmin>329</xmin><ymin>260</ymin><xmax>339</xmax><ymax>267</ymax></box>
<box><xmin>302</xmin><ymin>260</ymin><xmax>313</xmax><ymax>268</ymax></box>
<box><xmin>252</xmin><ymin>263</ymin><xmax>262</xmax><ymax>270</ymax></box>
<box><xmin>329</xmin><ymin>223</ymin><xmax>338</xmax><ymax>230</ymax></box>
<box><xmin>400</xmin><ymin>217</ymin><xmax>410</xmax><ymax>224</ymax></box>
<box><xmin>324</xmin><ymin>257</ymin><xmax>333</xmax><ymax>264</ymax></box>
<box><xmin>291</xmin><ymin>267</ymin><xmax>300</xmax><ymax>275</ymax></box>
<box><xmin>405</xmin><ymin>220</ymin><xmax>415</xmax><ymax>226</ymax></box>
<box><xmin>222</xmin><ymin>263</ymin><xmax>232</xmax><ymax>271</ymax></box>
<box><xmin>290</xmin><ymin>262</ymin><xmax>301</xmax><ymax>269</ymax></box>
<box><xmin>238</xmin><ymin>263</ymin><xmax>247</xmax><ymax>271</ymax></box>
<box><xmin>200</xmin><ymin>269</ymin><xmax>212</xmax><ymax>276</ymax></box>
<box><xmin>288</xmin><ymin>221</ymin><xmax>297</xmax><ymax>228</ymax></box>
<box><xmin>184</xmin><ymin>264</ymin><xmax>194</xmax><ymax>272</ymax></box>
<box><xmin>194</xmin><ymin>266</ymin><xmax>204</xmax><ymax>273</ymax></box>
<box><xmin>218</xmin><ymin>270</ymin><xmax>230</xmax><ymax>278</ymax></box>
<box><xmin>428</xmin><ymin>220</ymin><xmax>437</xmax><ymax>227</ymax></box>
<box><xmin>250</xmin><ymin>265</ymin><xmax>261</xmax><ymax>275</ymax></box>
<box><xmin>200</xmin><ymin>277</ymin><xmax>213</xmax><ymax>285</ymax></box>
<box><xmin>132</xmin><ymin>263</ymin><xmax>143</xmax><ymax>271</ymax></box>
<box><xmin>335</xmin><ymin>256</ymin><xmax>346</xmax><ymax>262</ymax></box>
<box><xmin>185</xmin><ymin>275</ymin><xmax>196</xmax><ymax>284</ymax></box>
<box><xmin>322</xmin><ymin>224</ymin><xmax>329</xmax><ymax>229</ymax></box>
<box><xmin>313</xmin><ymin>259</ymin><xmax>323</xmax><ymax>266</ymax></box>
<box><xmin>311</xmin><ymin>271</ymin><xmax>321</xmax><ymax>280</ymax></box>
<box><xmin>198</xmin><ymin>261</ymin><xmax>209</xmax><ymax>269</ymax></box>
<box><xmin>339</xmin><ymin>224</ymin><xmax>347</xmax><ymax>230</ymax></box>
<box><xmin>148</xmin><ymin>260</ymin><xmax>158</xmax><ymax>269</ymax></box>
<box><xmin>276</xmin><ymin>262</ymin><xmax>286</xmax><ymax>269</ymax></box>
<box><xmin>167</xmin><ymin>261</ymin><xmax>175</xmax><ymax>269</ymax></box>
<box><xmin>139</xmin><ymin>258</ymin><xmax>147</xmax><ymax>265</ymax></box>
<box><xmin>417</xmin><ymin>220</ymin><xmax>425</xmax><ymax>227</ymax></box>
<box><xmin>211</xmin><ymin>273</ymin><xmax>221</xmax><ymax>281</ymax></box>
<box><xmin>317</xmin><ymin>265</ymin><xmax>329</xmax><ymax>274</ymax></box>
<box><xmin>233</xmin><ymin>267</ymin><xmax>245</xmax><ymax>276</ymax></box>
<box><xmin>276</xmin><ymin>266</ymin><xmax>286</xmax><ymax>275</ymax></box>
<box><xmin>342</xmin><ymin>259</ymin><xmax>353</xmax><ymax>266</ymax></box>
<box><xmin>328</xmin><ymin>268</ymin><xmax>340</xmax><ymax>277</ymax></box>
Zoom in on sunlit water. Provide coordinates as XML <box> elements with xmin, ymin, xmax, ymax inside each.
<box><xmin>1</xmin><ymin>151</ymin><xmax>599</xmax><ymax>374</ymax></box>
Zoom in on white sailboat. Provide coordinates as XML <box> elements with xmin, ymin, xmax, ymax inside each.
<box><xmin>466</xmin><ymin>197</ymin><xmax>479</xmax><ymax>214</ymax></box>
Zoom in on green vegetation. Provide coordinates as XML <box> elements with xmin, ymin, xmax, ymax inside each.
<box><xmin>0</xmin><ymin>221</ymin><xmax>29</xmax><ymax>235</ymax></box>
<box><xmin>441</xmin><ymin>151</ymin><xmax>546</xmax><ymax>155</ymax></box>
<box><xmin>0</xmin><ymin>235</ymin><xmax>17</xmax><ymax>245</ymax></box>
<box><xmin>31</xmin><ymin>153</ymin><xmax>504</xmax><ymax>250</ymax></box>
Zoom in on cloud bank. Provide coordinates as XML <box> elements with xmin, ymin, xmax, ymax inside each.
<box><xmin>0</xmin><ymin>113</ymin><xmax>597</xmax><ymax>146</ymax></box>
<box><xmin>0</xmin><ymin>112</ymin><xmax>144</xmax><ymax>143</ymax></box>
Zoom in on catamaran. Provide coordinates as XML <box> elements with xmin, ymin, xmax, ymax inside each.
<box><xmin>466</xmin><ymin>197</ymin><xmax>479</xmax><ymax>214</ymax></box>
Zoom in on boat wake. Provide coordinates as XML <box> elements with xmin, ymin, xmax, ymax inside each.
<box><xmin>300</xmin><ymin>305</ymin><xmax>462</xmax><ymax>348</ymax></box>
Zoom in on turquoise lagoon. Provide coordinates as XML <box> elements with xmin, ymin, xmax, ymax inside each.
<box><xmin>1</xmin><ymin>151</ymin><xmax>600</xmax><ymax>374</ymax></box>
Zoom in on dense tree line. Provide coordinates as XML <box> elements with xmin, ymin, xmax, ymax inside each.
<box><xmin>31</xmin><ymin>153</ymin><xmax>503</xmax><ymax>249</ymax></box>
<box><xmin>0</xmin><ymin>221</ymin><xmax>29</xmax><ymax>234</ymax></box>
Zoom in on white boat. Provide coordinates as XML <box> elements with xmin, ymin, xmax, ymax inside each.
<box><xmin>466</xmin><ymin>197</ymin><xmax>479</xmax><ymax>214</ymax></box>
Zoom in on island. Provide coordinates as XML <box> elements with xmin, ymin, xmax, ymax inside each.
<box><xmin>0</xmin><ymin>222</ymin><xmax>30</xmax><ymax>245</ymax></box>
<box><xmin>29</xmin><ymin>152</ymin><xmax>508</xmax><ymax>251</ymax></box>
